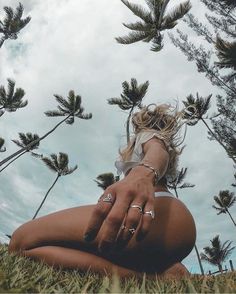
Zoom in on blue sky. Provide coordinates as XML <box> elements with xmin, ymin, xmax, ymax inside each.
<box><xmin>0</xmin><ymin>0</ymin><xmax>235</xmax><ymax>274</ymax></box>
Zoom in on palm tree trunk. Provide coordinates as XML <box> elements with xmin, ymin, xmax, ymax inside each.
<box><xmin>174</xmin><ymin>187</ymin><xmax>179</xmax><ymax>198</ymax></box>
<box><xmin>0</xmin><ymin>150</ymin><xmax>27</xmax><ymax>173</ymax></box>
<box><xmin>218</xmin><ymin>263</ymin><xmax>223</xmax><ymax>273</ymax></box>
<box><xmin>32</xmin><ymin>174</ymin><xmax>60</xmax><ymax>220</ymax></box>
<box><xmin>194</xmin><ymin>244</ymin><xmax>205</xmax><ymax>275</ymax></box>
<box><xmin>226</xmin><ymin>209</ymin><xmax>236</xmax><ymax>226</ymax></box>
<box><xmin>201</xmin><ymin>118</ymin><xmax>236</xmax><ymax>164</ymax></box>
<box><xmin>126</xmin><ymin>105</ymin><xmax>135</xmax><ymax>144</ymax></box>
<box><xmin>0</xmin><ymin>114</ymin><xmax>71</xmax><ymax>168</ymax></box>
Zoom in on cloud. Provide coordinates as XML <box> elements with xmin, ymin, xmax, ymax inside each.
<box><xmin>0</xmin><ymin>0</ymin><xmax>235</xmax><ymax>273</ymax></box>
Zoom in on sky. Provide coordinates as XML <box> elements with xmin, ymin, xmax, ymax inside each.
<box><xmin>0</xmin><ymin>0</ymin><xmax>235</xmax><ymax>274</ymax></box>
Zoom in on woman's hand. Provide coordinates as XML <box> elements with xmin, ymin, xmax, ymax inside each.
<box><xmin>83</xmin><ymin>166</ymin><xmax>155</xmax><ymax>253</ymax></box>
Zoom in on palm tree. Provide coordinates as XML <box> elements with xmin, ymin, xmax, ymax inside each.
<box><xmin>0</xmin><ymin>137</ymin><xmax>6</xmax><ymax>152</ymax></box>
<box><xmin>0</xmin><ymin>90</ymin><xmax>92</xmax><ymax>168</ymax></box>
<box><xmin>116</xmin><ymin>0</ymin><xmax>191</xmax><ymax>51</ymax></box>
<box><xmin>94</xmin><ymin>172</ymin><xmax>116</xmax><ymax>190</ymax></box>
<box><xmin>0</xmin><ymin>79</ymin><xmax>28</xmax><ymax>116</ymax></box>
<box><xmin>32</xmin><ymin>152</ymin><xmax>77</xmax><ymax>219</ymax></box>
<box><xmin>201</xmin><ymin>235</ymin><xmax>235</xmax><ymax>272</ymax></box>
<box><xmin>215</xmin><ymin>37</ymin><xmax>236</xmax><ymax>81</ymax></box>
<box><xmin>166</xmin><ymin>167</ymin><xmax>204</xmax><ymax>274</ymax></box>
<box><xmin>182</xmin><ymin>93</ymin><xmax>236</xmax><ymax>163</ymax></box>
<box><xmin>0</xmin><ymin>2</ymin><xmax>31</xmax><ymax>48</ymax></box>
<box><xmin>108</xmin><ymin>78</ymin><xmax>149</xmax><ymax>143</ymax></box>
<box><xmin>166</xmin><ymin>167</ymin><xmax>195</xmax><ymax>198</ymax></box>
<box><xmin>212</xmin><ymin>190</ymin><xmax>236</xmax><ymax>226</ymax></box>
<box><xmin>0</xmin><ymin>133</ymin><xmax>42</xmax><ymax>173</ymax></box>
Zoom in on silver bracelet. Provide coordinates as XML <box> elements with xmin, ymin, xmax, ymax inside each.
<box><xmin>136</xmin><ymin>163</ymin><xmax>159</xmax><ymax>184</ymax></box>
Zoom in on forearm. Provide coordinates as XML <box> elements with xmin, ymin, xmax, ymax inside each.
<box><xmin>127</xmin><ymin>139</ymin><xmax>169</xmax><ymax>184</ymax></box>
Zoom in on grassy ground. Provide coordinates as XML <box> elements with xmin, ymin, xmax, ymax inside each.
<box><xmin>1</xmin><ymin>244</ymin><xmax>236</xmax><ymax>293</ymax></box>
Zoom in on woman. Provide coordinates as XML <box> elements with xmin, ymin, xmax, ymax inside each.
<box><xmin>9</xmin><ymin>104</ymin><xmax>196</xmax><ymax>278</ymax></box>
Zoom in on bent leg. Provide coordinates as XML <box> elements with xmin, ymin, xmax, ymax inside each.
<box><xmin>20</xmin><ymin>245</ymin><xmax>189</xmax><ymax>279</ymax></box>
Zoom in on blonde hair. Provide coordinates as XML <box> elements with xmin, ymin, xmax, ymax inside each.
<box><xmin>120</xmin><ymin>104</ymin><xmax>186</xmax><ymax>181</ymax></box>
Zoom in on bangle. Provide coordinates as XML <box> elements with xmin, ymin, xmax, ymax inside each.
<box><xmin>136</xmin><ymin>163</ymin><xmax>159</xmax><ymax>185</ymax></box>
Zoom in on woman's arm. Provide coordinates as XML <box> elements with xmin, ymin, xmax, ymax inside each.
<box><xmin>84</xmin><ymin>137</ymin><xmax>169</xmax><ymax>253</ymax></box>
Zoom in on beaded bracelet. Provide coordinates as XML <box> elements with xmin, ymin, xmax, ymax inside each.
<box><xmin>136</xmin><ymin>163</ymin><xmax>159</xmax><ymax>185</ymax></box>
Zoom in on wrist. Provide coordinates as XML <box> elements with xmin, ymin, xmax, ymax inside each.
<box><xmin>128</xmin><ymin>165</ymin><xmax>156</xmax><ymax>184</ymax></box>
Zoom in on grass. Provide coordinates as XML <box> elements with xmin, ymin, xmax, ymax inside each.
<box><xmin>1</xmin><ymin>244</ymin><xmax>236</xmax><ymax>293</ymax></box>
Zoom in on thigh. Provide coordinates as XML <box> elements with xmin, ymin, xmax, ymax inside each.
<box><xmin>10</xmin><ymin>197</ymin><xmax>195</xmax><ymax>262</ymax></box>
<box><xmin>10</xmin><ymin>205</ymin><xmax>97</xmax><ymax>251</ymax></box>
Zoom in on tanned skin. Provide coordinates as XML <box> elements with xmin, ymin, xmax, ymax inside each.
<box><xmin>9</xmin><ymin>138</ymin><xmax>196</xmax><ymax>278</ymax></box>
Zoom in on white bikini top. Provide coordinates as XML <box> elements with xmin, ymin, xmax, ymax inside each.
<box><xmin>115</xmin><ymin>130</ymin><xmax>170</xmax><ymax>176</ymax></box>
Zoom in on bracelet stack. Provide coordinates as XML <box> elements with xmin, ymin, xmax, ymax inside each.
<box><xmin>135</xmin><ymin>162</ymin><xmax>159</xmax><ymax>185</ymax></box>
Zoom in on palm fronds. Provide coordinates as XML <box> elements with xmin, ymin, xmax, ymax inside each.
<box><xmin>182</xmin><ymin>93</ymin><xmax>211</xmax><ymax>125</ymax></box>
<box><xmin>108</xmin><ymin>78</ymin><xmax>149</xmax><ymax>110</ymax></box>
<box><xmin>41</xmin><ymin>152</ymin><xmax>78</xmax><ymax>176</ymax></box>
<box><xmin>213</xmin><ymin>190</ymin><xmax>236</xmax><ymax>214</ymax></box>
<box><xmin>108</xmin><ymin>78</ymin><xmax>149</xmax><ymax>142</ymax></box>
<box><xmin>45</xmin><ymin>90</ymin><xmax>92</xmax><ymax>124</ymax></box>
<box><xmin>0</xmin><ymin>137</ymin><xmax>6</xmax><ymax>152</ymax></box>
<box><xmin>94</xmin><ymin>173</ymin><xmax>115</xmax><ymax>190</ymax></box>
<box><xmin>167</xmin><ymin>167</ymin><xmax>195</xmax><ymax>191</ymax></box>
<box><xmin>0</xmin><ymin>79</ymin><xmax>28</xmax><ymax>115</ymax></box>
<box><xmin>116</xmin><ymin>0</ymin><xmax>191</xmax><ymax>51</ymax></box>
<box><xmin>201</xmin><ymin>235</ymin><xmax>235</xmax><ymax>270</ymax></box>
<box><xmin>0</xmin><ymin>2</ymin><xmax>31</xmax><ymax>47</ymax></box>
<box><xmin>12</xmin><ymin>132</ymin><xmax>42</xmax><ymax>158</ymax></box>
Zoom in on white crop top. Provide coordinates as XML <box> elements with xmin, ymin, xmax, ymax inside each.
<box><xmin>115</xmin><ymin>130</ymin><xmax>170</xmax><ymax>176</ymax></box>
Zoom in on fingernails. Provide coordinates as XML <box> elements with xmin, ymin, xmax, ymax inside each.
<box><xmin>84</xmin><ymin>231</ymin><xmax>96</xmax><ymax>242</ymax></box>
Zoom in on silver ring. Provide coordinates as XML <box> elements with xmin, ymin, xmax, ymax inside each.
<box><xmin>128</xmin><ymin>228</ymin><xmax>136</xmax><ymax>235</ymax></box>
<box><xmin>101</xmin><ymin>193</ymin><xmax>113</xmax><ymax>203</ymax></box>
<box><xmin>129</xmin><ymin>204</ymin><xmax>143</xmax><ymax>214</ymax></box>
<box><xmin>144</xmin><ymin>210</ymin><xmax>155</xmax><ymax>219</ymax></box>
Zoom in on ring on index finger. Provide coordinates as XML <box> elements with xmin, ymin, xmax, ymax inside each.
<box><xmin>98</xmin><ymin>193</ymin><xmax>114</xmax><ymax>204</ymax></box>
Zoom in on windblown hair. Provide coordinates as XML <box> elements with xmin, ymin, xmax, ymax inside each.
<box><xmin>120</xmin><ymin>104</ymin><xmax>186</xmax><ymax>182</ymax></box>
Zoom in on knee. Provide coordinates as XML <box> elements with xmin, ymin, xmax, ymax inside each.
<box><xmin>8</xmin><ymin>224</ymin><xmax>30</xmax><ymax>254</ymax></box>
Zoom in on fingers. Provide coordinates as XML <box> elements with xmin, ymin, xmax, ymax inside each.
<box><xmin>98</xmin><ymin>197</ymin><xmax>129</xmax><ymax>253</ymax></box>
<box><xmin>116</xmin><ymin>199</ymin><xmax>144</xmax><ymax>249</ymax></box>
<box><xmin>136</xmin><ymin>199</ymin><xmax>155</xmax><ymax>242</ymax></box>
<box><xmin>84</xmin><ymin>192</ymin><xmax>116</xmax><ymax>242</ymax></box>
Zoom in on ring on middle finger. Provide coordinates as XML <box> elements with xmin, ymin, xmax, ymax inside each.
<box><xmin>128</xmin><ymin>228</ymin><xmax>136</xmax><ymax>235</ymax></box>
<box><xmin>129</xmin><ymin>204</ymin><xmax>143</xmax><ymax>214</ymax></box>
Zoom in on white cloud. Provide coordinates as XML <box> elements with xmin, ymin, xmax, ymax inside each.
<box><xmin>0</xmin><ymin>0</ymin><xmax>235</xmax><ymax>274</ymax></box>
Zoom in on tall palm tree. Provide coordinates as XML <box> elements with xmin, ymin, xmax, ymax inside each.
<box><xmin>94</xmin><ymin>172</ymin><xmax>116</xmax><ymax>190</ymax></box>
<box><xmin>182</xmin><ymin>93</ymin><xmax>236</xmax><ymax>163</ymax></box>
<box><xmin>0</xmin><ymin>90</ymin><xmax>92</xmax><ymax>168</ymax></box>
<box><xmin>0</xmin><ymin>2</ymin><xmax>31</xmax><ymax>48</ymax></box>
<box><xmin>0</xmin><ymin>133</ymin><xmax>42</xmax><ymax>173</ymax></box>
<box><xmin>166</xmin><ymin>167</ymin><xmax>204</xmax><ymax>274</ymax></box>
<box><xmin>0</xmin><ymin>137</ymin><xmax>6</xmax><ymax>152</ymax></box>
<box><xmin>200</xmin><ymin>235</ymin><xmax>235</xmax><ymax>272</ymax></box>
<box><xmin>0</xmin><ymin>79</ymin><xmax>28</xmax><ymax>116</ymax></box>
<box><xmin>32</xmin><ymin>152</ymin><xmax>77</xmax><ymax>219</ymax></box>
<box><xmin>166</xmin><ymin>167</ymin><xmax>195</xmax><ymax>198</ymax></box>
<box><xmin>116</xmin><ymin>0</ymin><xmax>191</xmax><ymax>51</ymax></box>
<box><xmin>212</xmin><ymin>190</ymin><xmax>236</xmax><ymax>226</ymax></box>
<box><xmin>108</xmin><ymin>78</ymin><xmax>149</xmax><ymax>143</ymax></box>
